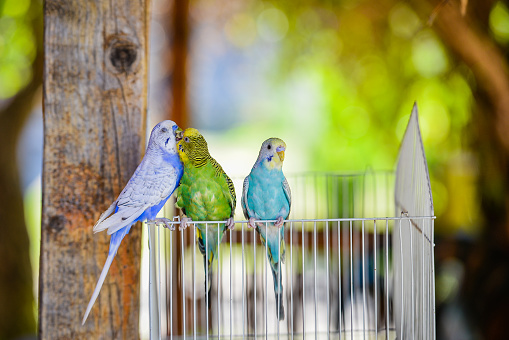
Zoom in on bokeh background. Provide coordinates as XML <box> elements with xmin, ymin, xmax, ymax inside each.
<box><xmin>2</xmin><ymin>0</ymin><xmax>509</xmax><ymax>339</ymax></box>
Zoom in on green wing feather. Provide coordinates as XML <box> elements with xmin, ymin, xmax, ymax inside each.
<box><xmin>209</xmin><ymin>157</ymin><xmax>236</xmax><ymax>217</ymax></box>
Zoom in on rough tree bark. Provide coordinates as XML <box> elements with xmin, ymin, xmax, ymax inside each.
<box><xmin>40</xmin><ymin>0</ymin><xmax>150</xmax><ymax>338</ymax></box>
<box><xmin>0</xmin><ymin>2</ymin><xmax>42</xmax><ymax>338</ymax></box>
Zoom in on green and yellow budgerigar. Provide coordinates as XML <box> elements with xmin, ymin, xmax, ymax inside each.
<box><xmin>175</xmin><ymin>128</ymin><xmax>236</xmax><ymax>308</ymax></box>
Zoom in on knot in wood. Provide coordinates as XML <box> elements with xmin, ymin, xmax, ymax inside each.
<box><xmin>48</xmin><ymin>215</ymin><xmax>66</xmax><ymax>233</ymax></box>
<box><xmin>107</xmin><ymin>38</ymin><xmax>139</xmax><ymax>74</ymax></box>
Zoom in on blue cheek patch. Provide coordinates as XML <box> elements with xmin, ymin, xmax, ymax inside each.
<box><xmin>267</xmin><ymin>155</ymin><xmax>273</xmax><ymax>162</ymax></box>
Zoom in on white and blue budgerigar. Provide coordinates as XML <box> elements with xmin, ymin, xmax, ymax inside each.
<box><xmin>82</xmin><ymin>120</ymin><xmax>183</xmax><ymax>325</ymax></box>
<box><xmin>242</xmin><ymin>138</ymin><xmax>291</xmax><ymax>321</ymax></box>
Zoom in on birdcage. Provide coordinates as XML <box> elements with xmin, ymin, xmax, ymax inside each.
<box><xmin>146</xmin><ymin>104</ymin><xmax>436</xmax><ymax>340</ymax></box>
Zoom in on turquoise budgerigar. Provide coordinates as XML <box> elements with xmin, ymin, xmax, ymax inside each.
<box><xmin>242</xmin><ymin>138</ymin><xmax>291</xmax><ymax>321</ymax></box>
<box><xmin>175</xmin><ymin>128</ymin><xmax>236</xmax><ymax>308</ymax></box>
<box><xmin>82</xmin><ymin>120</ymin><xmax>183</xmax><ymax>324</ymax></box>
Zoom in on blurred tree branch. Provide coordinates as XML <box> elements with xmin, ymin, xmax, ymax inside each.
<box><xmin>423</xmin><ymin>0</ymin><xmax>509</xmax><ymax>151</ymax></box>
<box><xmin>0</xmin><ymin>1</ymin><xmax>43</xmax><ymax>338</ymax></box>
<box><xmin>165</xmin><ymin>0</ymin><xmax>190</xmax><ymax>128</ymax></box>
<box><xmin>161</xmin><ymin>0</ymin><xmax>190</xmax><ymax>334</ymax></box>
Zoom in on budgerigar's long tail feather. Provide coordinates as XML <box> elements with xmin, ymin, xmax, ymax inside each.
<box><xmin>198</xmin><ymin>232</ymin><xmax>206</xmax><ymax>256</ymax></box>
<box><xmin>82</xmin><ymin>225</ymin><xmax>131</xmax><ymax>325</ymax></box>
<box><xmin>271</xmin><ymin>261</ymin><xmax>285</xmax><ymax>321</ymax></box>
<box><xmin>198</xmin><ymin>224</ymin><xmax>226</xmax><ymax>310</ymax></box>
<box><xmin>275</xmin><ymin>291</ymin><xmax>285</xmax><ymax>321</ymax></box>
<box><xmin>203</xmin><ymin>255</ymin><xmax>213</xmax><ymax>310</ymax></box>
<box><xmin>198</xmin><ymin>232</ymin><xmax>213</xmax><ymax>309</ymax></box>
<box><xmin>258</xmin><ymin>225</ymin><xmax>286</xmax><ymax>321</ymax></box>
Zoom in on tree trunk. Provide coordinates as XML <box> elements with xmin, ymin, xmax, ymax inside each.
<box><xmin>40</xmin><ymin>0</ymin><xmax>150</xmax><ymax>338</ymax></box>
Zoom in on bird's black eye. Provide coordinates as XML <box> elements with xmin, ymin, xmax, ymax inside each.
<box><xmin>268</xmin><ymin>144</ymin><xmax>272</xmax><ymax>150</ymax></box>
<box><xmin>161</xmin><ymin>127</ymin><xmax>168</xmax><ymax>133</ymax></box>
<box><xmin>185</xmin><ymin>137</ymin><xmax>190</xmax><ymax>142</ymax></box>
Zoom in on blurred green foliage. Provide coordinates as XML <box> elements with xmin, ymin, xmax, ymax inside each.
<box><xmin>24</xmin><ymin>178</ymin><xmax>40</xmax><ymax>314</ymax></box>
<box><xmin>208</xmin><ymin>0</ymin><xmax>478</xmax><ymax>234</ymax></box>
<box><xmin>490</xmin><ymin>1</ymin><xmax>509</xmax><ymax>43</ymax></box>
<box><xmin>0</xmin><ymin>0</ymin><xmax>37</xmax><ymax>98</ymax></box>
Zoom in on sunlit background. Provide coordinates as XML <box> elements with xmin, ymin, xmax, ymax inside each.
<box><xmin>3</xmin><ymin>0</ymin><xmax>509</xmax><ymax>339</ymax></box>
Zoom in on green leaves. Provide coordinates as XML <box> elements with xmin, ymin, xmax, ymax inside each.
<box><xmin>0</xmin><ymin>0</ymin><xmax>37</xmax><ymax>98</ymax></box>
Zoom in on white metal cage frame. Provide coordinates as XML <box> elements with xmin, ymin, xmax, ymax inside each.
<box><xmin>147</xmin><ymin>104</ymin><xmax>435</xmax><ymax>340</ymax></box>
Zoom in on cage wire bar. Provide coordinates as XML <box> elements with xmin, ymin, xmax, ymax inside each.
<box><xmin>146</xmin><ymin>104</ymin><xmax>435</xmax><ymax>340</ymax></box>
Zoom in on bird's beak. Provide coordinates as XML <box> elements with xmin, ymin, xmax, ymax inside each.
<box><xmin>175</xmin><ymin>127</ymin><xmax>183</xmax><ymax>142</ymax></box>
<box><xmin>276</xmin><ymin>145</ymin><xmax>285</xmax><ymax>161</ymax></box>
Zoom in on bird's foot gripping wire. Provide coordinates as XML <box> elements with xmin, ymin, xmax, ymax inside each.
<box><xmin>152</xmin><ymin>217</ymin><xmax>175</xmax><ymax>231</ymax></box>
<box><xmin>180</xmin><ymin>216</ymin><xmax>193</xmax><ymax>231</ymax></box>
<box><xmin>248</xmin><ymin>217</ymin><xmax>257</xmax><ymax>229</ymax></box>
<box><xmin>274</xmin><ymin>216</ymin><xmax>285</xmax><ymax>228</ymax></box>
<box><xmin>226</xmin><ymin>217</ymin><xmax>235</xmax><ymax>230</ymax></box>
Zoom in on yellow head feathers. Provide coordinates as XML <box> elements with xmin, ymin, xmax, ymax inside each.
<box><xmin>177</xmin><ymin>128</ymin><xmax>210</xmax><ymax>167</ymax></box>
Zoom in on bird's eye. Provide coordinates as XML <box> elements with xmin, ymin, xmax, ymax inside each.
<box><xmin>161</xmin><ymin>127</ymin><xmax>168</xmax><ymax>133</ymax></box>
<box><xmin>185</xmin><ymin>137</ymin><xmax>190</xmax><ymax>142</ymax></box>
<box><xmin>267</xmin><ymin>144</ymin><xmax>272</xmax><ymax>150</ymax></box>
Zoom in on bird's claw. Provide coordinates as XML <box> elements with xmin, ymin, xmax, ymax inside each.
<box><xmin>275</xmin><ymin>217</ymin><xmax>285</xmax><ymax>228</ymax></box>
<box><xmin>248</xmin><ymin>218</ymin><xmax>271</xmax><ymax>229</ymax></box>
<box><xmin>226</xmin><ymin>217</ymin><xmax>235</xmax><ymax>230</ymax></box>
<box><xmin>180</xmin><ymin>217</ymin><xmax>192</xmax><ymax>231</ymax></box>
<box><xmin>248</xmin><ymin>218</ymin><xmax>257</xmax><ymax>229</ymax></box>
<box><xmin>152</xmin><ymin>218</ymin><xmax>175</xmax><ymax>231</ymax></box>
